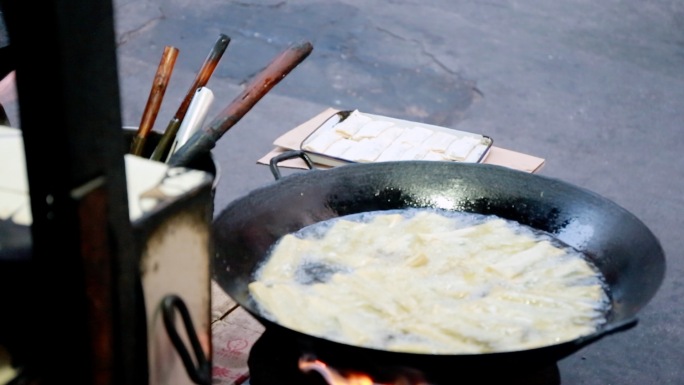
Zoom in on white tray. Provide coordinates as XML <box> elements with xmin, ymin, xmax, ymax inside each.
<box><xmin>300</xmin><ymin>110</ymin><xmax>494</xmax><ymax>167</ymax></box>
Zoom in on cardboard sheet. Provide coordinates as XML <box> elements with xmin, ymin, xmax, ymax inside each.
<box><xmin>259</xmin><ymin>108</ymin><xmax>545</xmax><ymax>173</ymax></box>
<box><xmin>211</xmin><ymin>307</ymin><xmax>265</xmax><ymax>385</ymax></box>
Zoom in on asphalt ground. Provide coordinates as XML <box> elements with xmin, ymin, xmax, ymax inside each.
<box><xmin>3</xmin><ymin>0</ymin><xmax>684</xmax><ymax>383</ymax></box>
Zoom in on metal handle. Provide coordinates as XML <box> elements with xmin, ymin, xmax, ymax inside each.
<box><xmin>268</xmin><ymin>150</ymin><xmax>314</xmax><ymax>180</ymax></box>
<box><xmin>161</xmin><ymin>294</ymin><xmax>211</xmax><ymax>385</ymax></box>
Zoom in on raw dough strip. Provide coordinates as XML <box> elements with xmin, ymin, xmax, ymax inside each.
<box><xmin>351</xmin><ymin>120</ymin><xmax>396</xmax><ymax>140</ymax></box>
<box><xmin>375</xmin><ymin>141</ymin><xmax>413</xmax><ymax>162</ymax></box>
<box><xmin>420</xmin><ymin>131</ymin><xmax>457</xmax><ymax>153</ymax></box>
<box><xmin>444</xmin><ymin>136</ymin><xmax>481</xmax><ymax>161</ymax></box>
<box><xmin>394</xmin><ymin>126</ymin><xmax>434</xmax><ymax>145</ymax></box>
<box><xmin>302</xmin><ymin>130</ymin><xmax>344</xmax><ymax>153</ymax></box>
<box><xmin>341</xmin><ymin>138</ymin><xmax>387</xmax><ymax>162</ymax></box>
<box><xmin>334</xmin><ymin>110</ymin><xmax>371</xmax><ymax>138</ymax></box>
<box><xmin>324</xmin><ymin>138</ymin><xmax>357</xmax><ymax>158</ymax></box>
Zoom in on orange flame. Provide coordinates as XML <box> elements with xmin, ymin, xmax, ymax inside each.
<box><xmin>298</xmin><ymin>356</ymin><xmax>429</xmax><ymax>385</ymax></box>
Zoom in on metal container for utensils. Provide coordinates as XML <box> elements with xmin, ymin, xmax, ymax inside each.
<box><xmin>124</xmin><ymin>128</ymin><xmax>218</xmax><ymax>385</ymax></box>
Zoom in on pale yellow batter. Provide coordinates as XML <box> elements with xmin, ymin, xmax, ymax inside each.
<box><xmin>249</xmin><ymin>209</ymin><xmax>609</xmax><ymax>354</ymax></box>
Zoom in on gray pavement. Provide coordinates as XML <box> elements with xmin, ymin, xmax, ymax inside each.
<box><xmin>8</xmin><ymin>0</ymin><xmax>684</xmax><ymax>383</ymax></box>
<box><xmin>112</xmin><ymin>1</ymin><xmax>684</xmax><ymax>384</ymax></box>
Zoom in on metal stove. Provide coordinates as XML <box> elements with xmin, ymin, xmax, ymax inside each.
<box><xmin>244</xmin><ymin>329</ymin><xmax>561</xmax><ymax>385</ymax></box>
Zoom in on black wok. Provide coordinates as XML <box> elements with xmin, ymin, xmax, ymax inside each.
<box><xmin>211</xmin><ymin>160</ymin><xmax>665</xmax><ymax>373</ymax></box>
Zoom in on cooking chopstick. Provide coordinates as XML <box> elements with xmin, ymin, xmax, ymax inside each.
<box><xmin>129</xmin><ymin>45</ymin><xmax>179</xmax><ymax>156</ymax></box>
<box><xmin>149</xmin><ymin>33</ymin><xmax>231</xmax><ymax>161</ymax></box>
<box><xmin>167</xmin><ymin>40</ymin><xmax>314</xmax><ymax>168</ymax></box>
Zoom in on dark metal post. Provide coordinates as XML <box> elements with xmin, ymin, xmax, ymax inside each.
<box><xmin>0</xmin><ymin>0</ymin><xmax>146</xmax><ymax>383</ymax></box>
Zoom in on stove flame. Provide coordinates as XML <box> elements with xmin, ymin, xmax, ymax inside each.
<box><xmin>298</xmin><ymin>355</ymin><xmax>429</xmax><ymax>385</ymax></box>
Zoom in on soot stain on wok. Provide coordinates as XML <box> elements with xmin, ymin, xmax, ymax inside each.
<box><xmin>461</xmin><ymin>196</ymin><xmax>569</xmax><ymax>234</ymax></box>
<box><xmin>327</xmin><ymin>184</ymin><xmax>415</xmax><ymax>216</ymax></box>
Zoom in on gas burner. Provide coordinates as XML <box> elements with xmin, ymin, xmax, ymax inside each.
<box><xmin>247</xmin><ymin>329</ymin><xmax>561</xmax><ymax>385</ymax></box>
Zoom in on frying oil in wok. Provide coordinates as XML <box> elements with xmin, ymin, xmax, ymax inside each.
<box><xmin>249</xmin><ymin>208</ymin><xmax>611</xmax><ymax>354</ymax></box>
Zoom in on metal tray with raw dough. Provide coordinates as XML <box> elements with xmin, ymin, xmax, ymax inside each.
<box><xmin>300</xmin><ymin>110</ymin><xmax>494</xmax><ymax>167</ymax></box>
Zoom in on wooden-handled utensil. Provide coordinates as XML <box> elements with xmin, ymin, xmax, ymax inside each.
<box><xmin>129</xmin><ymin>45</ymin><xmax>179</xmax><ymax>156</ymax></box>
<box><xmin>150</xmin><ymin>34</ymin><xmax>231</xmax><ymax>161</ymax></box>
<box><xmin>167</xmin><ymin>40</ymin><xmax>314</xmax><ymax>168</ymax></box>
